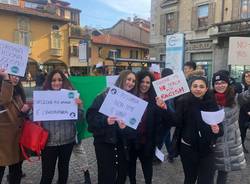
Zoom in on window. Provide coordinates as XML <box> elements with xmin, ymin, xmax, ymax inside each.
<box><xmin>24</xmin><ymin>2</ymin><xmax>39</xmax><ymax>9</ymax></box>
<box><xmin>15</xmin><ymin>17</ymin><xmax>30</xmax><ymax>48</ymax></box>
<box><xmin>160</xmin><ymin>12</ymin><xmax>177</xmax><ymax>35</ymax></box>
<box><xmin>197</xmin><ymin>4</ymin><xmax>209</xmax><ymax>27</ymax></box>
<box><xmin>51</xmin><ymin>24</ymin><xmax>61</xmax><ymax>49</ymax></box>
<box><xmin>129</xmin><ymin>50</ymin><xmax>139</xmax><ymax>59</ymax></box>
<box><xmin>108</xmin><ymin>49</ymin><xmax>120</xmax><ymax>58</ymax></box>
<box><xmin>60</xmin><ymin>8</ymin><xmax>65</xmax><ymax>17</ymax></box>
<box><xmin>241</xmin><ymin>0</ymin><xmax>250</xmax><ymax>18</ymax></box>
<box><xmin>0</xmin><ymin>0</ymin><xmax>18</xmax><ymax>5</ymax></box>
<box><xmin>70</xmin><ymin>46</ymin><xmax>78</xmax><ymax>56</ymax></box>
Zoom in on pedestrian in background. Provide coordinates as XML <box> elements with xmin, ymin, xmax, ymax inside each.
<box><xmin>175</xmin><ymin>76</ymin><xmax>223</xmax><ymax>184</ymax></box>
<box><xmin>212</xmin><ymin>71</ymin><xmax>248</xmax><ymax>184</ymax></box>
<box><xmin>0</xmin><ymin>69</ymin><xmax>30</xmax><ymax>184</ymax></box>
<box><xmin>86</xmin><ymin>70</ymin><xmax>137</xmax><ymax>184</ymax></box>
<box><xmin>39</xmin><ymin>69</ymin><xmax>83</xmax><ymax>184</ymax></box>
<box><xmin>237</xmin><ymin>71</ymin><xmax>250</xmax><ymax>153</ymax></box>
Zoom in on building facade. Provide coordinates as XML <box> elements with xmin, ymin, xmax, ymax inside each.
<box><xmin>0</xmin><ymin>0</ymin><xmax>81</xmax><ymax>78</ymax></box>
<box><xmin>150</xmin><ymin>0</ymin><xmax>250</xmax><ymax>80</ymax></box>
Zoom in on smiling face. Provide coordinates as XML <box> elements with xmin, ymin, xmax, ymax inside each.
<box><xmin>139</xmin><ymin>76</ymin><xmax>151</xmax><ymax>94</ymax></box>
<box><xmin>9</xmin><ymin>75</ymin><xmax>20</xmax><ymax>86</ymax></box>
<box><xmin>214</xmin><ymin>80</ymin><xmax>228</xmax><ymax>94</ymax></box>
<box><xmin>245</xmin><ymin>72</ymin><xmax>250</xmax><ymax>85</ymax></box>
<box><xmin>190</xmin><ymin>79</ymin><xmax>208</xmax><ymax>98</ymax></box>
<box><xmin>51</xmin><ymin>72</ymin><xmax>63</xmax><ymax>90</ymax></box>
<box><xmin>123</xmin><ymin>73</ymin><xmax>136</xmax><ymax>91</ymax></box>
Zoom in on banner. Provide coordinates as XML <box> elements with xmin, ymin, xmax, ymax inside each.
<box><xmin>228</xmin><ymin>37</ymin><xmax>250</xmax><ymax>65</ymax></box>
<box><xmin>69</xmin><ymin>76</ymin><xmax>118</xmax><ymax>139</ymax></box>
<box><xmin>165</xmin><ymin>33</ymin><xmax>184</xmax><ymax>72</ymax></box>
<box><xmin>0</xmin><ymin>40</ymin><xmax>29</xmax><ymax>77</ymax></box>
<box><xmin>152</xmin><ymin>71</ymin><xmax>189</xmax><ymax>101</ymax></box>
<box><xmin>99</xmin><ymin>86</ymin><xmax>148</xmax><ymax>130</ymax></box>
<box><xmin>33</xmin><ymin>90</ymin><xmax>78</xmax><ymax>121</ymax></box>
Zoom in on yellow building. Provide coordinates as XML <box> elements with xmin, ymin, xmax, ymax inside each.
<box><xmin>0</xmin><ymin>0</ymin><xmax>81</xmax><ymax>78</ymax></box>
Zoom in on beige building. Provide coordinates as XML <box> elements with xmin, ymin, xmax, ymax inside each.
<box><xmin>150</xmin><ymin>0</ymin><xmax>250</xmax><ymax>80</ymax></box>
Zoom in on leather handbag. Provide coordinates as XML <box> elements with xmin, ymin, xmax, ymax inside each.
<box><xmin>19</xmin><ymin>119</ymin><xmax>48</xmax><ymax>162</ymax></box>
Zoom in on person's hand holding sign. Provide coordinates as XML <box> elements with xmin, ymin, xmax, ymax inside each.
<box><xmin>75</xmin><ymin>98</ymin><xmax>83</xmax><ymax>108</ymax></box>
<box><xmin>155</xmin><ymin>96</ymin><xmax>167</xmax><ymax>110</ymax></box>
<box><xmin>117</xmin><ymin>120</ymin><xmax>126</xmax><ymax>129</ymax></box>
<box><xmin>0</xmin><ymin>68</ymin><xmax>9</xmax><ymax>80</ymax></box>
<box><xmin>211</xmin><ymin>124</ymin><xmax>220</xmax><ymax>134</ymax></box>
<box><xmin>107</xmin><ymin>116</ymin><xmax>117</xmax><ymax>125</ymax></box>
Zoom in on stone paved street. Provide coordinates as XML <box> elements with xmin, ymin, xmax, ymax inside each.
<box><xmin>2</xmin><ymin>135</ymin><xmax>250</xmax><ymax>184</ymax></box>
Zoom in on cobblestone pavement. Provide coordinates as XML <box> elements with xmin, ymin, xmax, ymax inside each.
<box><xmin>2</xmin><ymin>135</ymin><xmax>250</xmax><ymax>184</ymax></box>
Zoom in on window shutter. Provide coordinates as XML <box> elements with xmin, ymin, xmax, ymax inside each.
<box><xmin>191</xmin><ymin>6</ymin><xmax>198</xmax><ymax>30</ymax></box>
<box><xmin>232</xmin><ymin>0</ymin><xmax>240</xmax><ymax>20</ymax></box>
<box><xmin>208</xmin><ymin>2</ymin><xmax>215</xmax><ymax>26</ymax></box>
<box><xmin>160</xmin><ymin>14</ymin><xmax>166</xmax><ymax>35</ymax></box>
<box><xmin>13</xmin><ymin>30</ymin><xmax>19</xmax><ymax>44</ymax></box>
<box><xmin>174</xmin><ymin>11</ymin><xmax>179</xmax><ymax>32</ymax></box>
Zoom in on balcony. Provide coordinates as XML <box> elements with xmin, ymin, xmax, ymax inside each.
<box><xmin>69</xmin><ymin>26</ymin><xmax>85</xmax><ymax>38</ymax></box>
<box><xmin>209</xmin><ymin>18</ymin><xmax>250</xmax><ymax>37</ymax></box>
<box><xmin>50</xmin><ymin>48</ymin><xmax>62</xmax><ymax>56</ymax></box>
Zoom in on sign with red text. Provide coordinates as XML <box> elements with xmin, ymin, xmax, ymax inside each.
<box><xmin>152</xmin><ymin>71</ymin><xmax>190</xmax><ymax>101</ymax></box>
<box><xmin>228</xmin><ymin>37</ymin><xmax>250</xmax><ymax>65</ymax></box>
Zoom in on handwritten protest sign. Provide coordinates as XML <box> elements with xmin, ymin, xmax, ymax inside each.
<box><xmin>201</xmin><ymin>109</ymin><xmax>225</xmax><ymax>125</ymax></box>
<box><xmin>228</xmin><ymin>37</ymin><xmax>250</xmax><ymax>65</ymax></box>
<box><xmin>99</xmin><ymin>86</ymin><xmax>148</xmax><ymax>129</ymax></box>
<box><xmin>152</xmin><ymin>71</ymin><xmax>190</xmax><ymax>101</ymax></box>
<box><xmin>0</xmin><ymin>40</ymin><xmax>29</xmax><ymax>77</ymax></box>
<box><xmin>33</xmin><ymin>90</ymin><xmax>79</xmax><ymax>121</ymax></box>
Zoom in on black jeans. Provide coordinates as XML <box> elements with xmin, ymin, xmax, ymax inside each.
<box><xmin>40</xmin><ymin>142</ymin><xmax>74</xmax><ymax>184</ymax></box>
<box><xmin>128</xmin><ymin>143</ymin><xmax>153</xmax><ymax>184</ymax></box>
<box><xmin>216</xmin><ymin>170</ymin><xmax>228</xmax><ymax>184</ymax></box>
<box><xmin>94</xmin><ymin>143</ymin><xmax>128</xmax><ymax>184</ymax></box>
<box><xmin>0</xmin><ymin>162</ymin><xmax>22</xmax><ymax>184</ymax></box>
<box><xmin>180</xmin><ymin>143</ymin><xmax>215</xmax><ymax>184</ymax></box>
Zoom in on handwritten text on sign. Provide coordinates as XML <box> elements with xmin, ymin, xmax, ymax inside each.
<box><xmin>0</xmin><ymin>40</ymin><xmax>29</xmax><ymax>77</ymax></box>
<box><xmin>228</xmin><ymin>37</ymin><xmax>250</xmax><ymax>65</ymax></box>
<box><xmin>152</xmin><ymin>71</ymin><xmax>190</xmax><ymax>101</ymax></box>
<box><xmin>33</xmin><ymin>90</ymin><xmax>78</xmax><ymax>121</ymax></box>
<box><xmin>99</xmin><ymin>86</ymin><xmax>148</xmax><ymax>130</ymax></box>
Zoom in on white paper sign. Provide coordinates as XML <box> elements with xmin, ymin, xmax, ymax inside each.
<box><xmin>155</xmin><ymin>148</ymin><xmax>164</xmax><ymax>162</ymax></box>
<box><xmin>152</xmin><ymin>71</ymin><xmax>190</xmax><ymax>101</ymax></box>
<box><xmin>99</xmin><ymin>86</ymin><xmax>148</xmax><ymax>129</ymax></box>
<box><xmin>0</xmin><ymin>40</ymin><xmax>29</xmax><ymax>77</ymax></box>
<box><xmin>33</xmin><ymin>90</ymin><xmax>78</xmax><ymax>121</ymax></box>
<box><xmin>228</xmin><ymin>37</ymin><xmax>250</xmax><ymax>65</ymax></box>
<box><xmin>201</xmin><ymin>109</ymin><xmax>225</xmax><ymax>125</ymax></box>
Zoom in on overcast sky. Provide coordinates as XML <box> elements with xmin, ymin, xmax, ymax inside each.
<box><xmin>67</xmin><ymin>0</ymin><xmax>151</xmax><ymax>28</ymax></box>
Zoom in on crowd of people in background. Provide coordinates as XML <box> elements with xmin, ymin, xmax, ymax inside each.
<box><xmin>1</xmin><ymin>60</ymin><xmax>250</xmax><ymax>184</ymax></box>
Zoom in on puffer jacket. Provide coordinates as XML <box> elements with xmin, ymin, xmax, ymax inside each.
<box><xmin>213</xmin><ymin>89</ymin><xmax>250</xmax><ymax>171</ymax></box>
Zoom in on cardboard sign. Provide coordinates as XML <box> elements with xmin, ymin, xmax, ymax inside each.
<box><xmin>99</xmin><ymin>86</ymin><xmax>148</xmax><ymax>130</ymax></box>
<box><xmin>0</xmin><ymin>40</ymin><xmax>29</xmax><ymax>77</ymax></box>
<box><xmin>152</xmin><ymin>71</ymin><xmax>190</xmax><ymax>101</ymax></box>
<box><xmin>33</xmin><ymin>90</ymin><xmax>79</xmax><ymax>121</ymax></box>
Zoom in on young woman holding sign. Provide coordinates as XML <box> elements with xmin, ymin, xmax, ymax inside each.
<box><xmin>86</xmin><ymin>70</ymin><xmax>137</xmax><ymax>184</ymax></box>
<box><xmin>174</xmin><ymin>76</ymin><xmax>223</xmax><ymax>184</ymax></box>
<box><xmin>0</xmin><ymin>69</ymin><xmax>30</xmax><ymax>184</ymax></box>
<box><xmin>39</xmin><ymin>69</ymin><xmax>83</xmax><ymax>184</ymax></box>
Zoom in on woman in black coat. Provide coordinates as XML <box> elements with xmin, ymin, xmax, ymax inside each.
<box><xmin>176</xmin><ymin>76</ymin><xmax>223</xmax><ymax>184</ymax></box>
<box><xmin>86</xmin><ymin>70</ymin><xmax>136</xmax><ymax>184</ymax></box>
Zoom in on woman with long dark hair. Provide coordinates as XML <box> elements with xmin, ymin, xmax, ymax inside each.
<box><xmin>39</xmin><ymin>69</ymin><xmax>83</xmax><ymax>184</ymax></box>
<box><xmin>212</xmin><ymin>71</ymin><xmax>249</xmax><ymax>184</ymax></box>
<box><xmin>86</xmin><ymin>70</ymin><xmax>137</xmax><ymax>184</ymax></box>
<box><xmin>175</xmin><ymin>76</ymin><xmax>223</xmax><ymax>184</ymax></box>
<box><xmin>0</xmin><ymin>69</ymin><xmax>30</xmax><ymax>184</ymax></box>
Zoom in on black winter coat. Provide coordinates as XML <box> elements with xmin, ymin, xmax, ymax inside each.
<box><xmin>175</xmin><ymin>92</ymin><xmax>223</xmax><ymax>156</ymax></box>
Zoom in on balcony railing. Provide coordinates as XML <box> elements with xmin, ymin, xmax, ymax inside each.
<box><xmin>210</xmin><ymin>18</ymin><xmax>250</xmax><ymax>36</ymax></box>
<box><xmin>69</xmin><ymin>26</ymin><xmax>85</xmax><ymax>38</ymax></box>
<box><xmin>50</xmin><ymin>48</ymin><xmax>62</xmax><ymax>56</ymax></box>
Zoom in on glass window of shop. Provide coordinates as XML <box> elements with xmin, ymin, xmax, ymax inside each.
<box><xmin>230</xmin><ymin>65</ymin><xmax>250</xmax><ymax>82</ymax></box>
<box><xmin>191</xmin><ymin>52</ymin><xmax>213</xmax><ymax>82</ymax></box>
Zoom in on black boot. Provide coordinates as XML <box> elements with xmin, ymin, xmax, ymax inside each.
<box><xmin>84</xmin><ymin>170</ymin><xmax>91</xmax><ymax>184</ymax></box>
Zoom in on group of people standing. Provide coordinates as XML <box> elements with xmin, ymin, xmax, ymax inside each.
<box><xmin>1</xmin><ymin>62</ymin><xmax>250</xmax><ymax>184</ymax></box>
<box><xmin>87</xmin><ymin>62</ymin><xmax>250</xmax><ymax>184</ymax></box>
